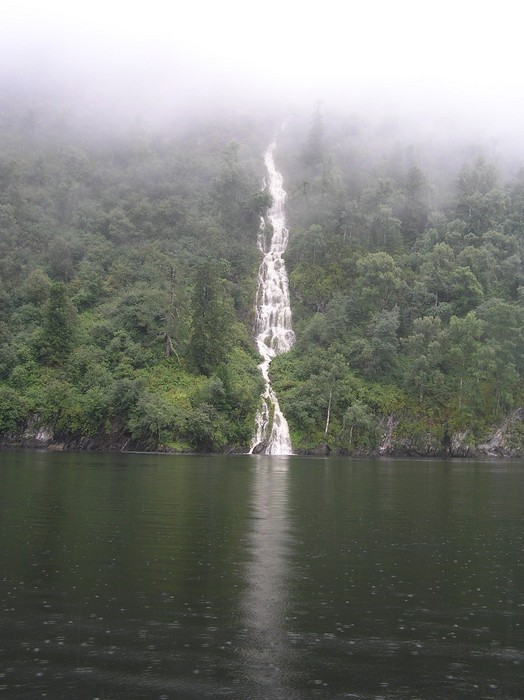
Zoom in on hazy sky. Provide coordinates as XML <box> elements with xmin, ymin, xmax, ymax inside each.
<box><xmin>2</xmin><ymin>0</ymin><xmax>524</xmax><ymax>133</ymax></box>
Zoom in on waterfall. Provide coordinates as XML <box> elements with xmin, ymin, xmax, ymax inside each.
<box><xmin>250</xmin><ymin>142</ymin><xmax>295</xmax><ymax>455</ymax></box>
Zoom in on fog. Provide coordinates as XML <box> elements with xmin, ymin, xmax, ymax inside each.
<box><xmin>2</xmin><ymin>0</ymin><xmax>524</xmax><ymax>145</ymax></box>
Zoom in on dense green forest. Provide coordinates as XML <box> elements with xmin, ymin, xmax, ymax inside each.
<box><xmin>0</xmin><ymin>96</ymin><xmax>272</xmax><ymax>451</ymax></box>
<box><xmin>0</xmin><ymin>96</ymin><xmax>523</xmax><ymax>455</ymax></box>
<box><xmin>273</xmin><ymin>108</ymin><xmax>524</xmax><ymax>455</ymax></box>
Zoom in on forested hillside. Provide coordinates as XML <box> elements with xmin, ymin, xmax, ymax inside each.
<box><xmin>272</xmin><ymin>108</ymin><xmax>524</xmax><ymax>455</ymax></box>
<box><xmin>0</xmin><ymin>97</ymin><xmax>523</xmax><ymax>455</ymax></box>
<box><xmin>0</xmin><ymin>96</ymin><xmax>271</xmax><ymax>451</ymax></box>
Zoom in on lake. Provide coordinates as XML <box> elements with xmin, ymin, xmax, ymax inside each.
<box><xmin>0</xmin><ymin>450</ymin><xmax>523</xmax><ymax>699</ymax></box>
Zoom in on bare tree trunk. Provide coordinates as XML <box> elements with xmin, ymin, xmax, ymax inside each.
<box><xmin>324</xmin><ymin>387</ymin><xmax>333</xmax><ymax>436</ymax></box>
<box><xmin>166</xmin><ymin>266</ymin><xmax>175</xmax><ymax>358</ymax></box>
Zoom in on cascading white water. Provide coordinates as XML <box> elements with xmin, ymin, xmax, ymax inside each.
<box><xmin>250</xmin><ymin>142</ymin><xmax>295</xmax><ymax>455</ymax></box>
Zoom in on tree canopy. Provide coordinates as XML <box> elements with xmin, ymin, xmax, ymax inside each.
<box><xmin>0</xmin><ymin>97</ymin><xmax>523</xmax><ymax>455</ymax></box>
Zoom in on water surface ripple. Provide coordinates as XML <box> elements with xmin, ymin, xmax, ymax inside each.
<box><xmin>0</xmin><ymin>451</ymin><xmax>523</xmax><ymax>698</ymax></box>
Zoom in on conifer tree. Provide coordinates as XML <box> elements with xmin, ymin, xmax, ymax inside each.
<box><xmin>189</xmin><ymin>261</ymin><xmax>232</xmax><ymax>376</ymax></box>
<box><xmin>41</xmin><ymin>282</ymin><xmax>76</xmax><ymax>365</ymax></box>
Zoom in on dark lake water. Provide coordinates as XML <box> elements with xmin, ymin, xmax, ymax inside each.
<box><xmin>0</xmin><ymin>450</ymin><xmax>523</xmax><ymax>699</ymax></box>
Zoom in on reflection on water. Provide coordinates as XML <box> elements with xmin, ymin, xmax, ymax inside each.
<box><xmin>0</xmin><ymin>451</ymin><xmax>523</xmax><ymax>699</ymax></box>
<box><xmin>241</xmin><ymin>456</ymin><xmax>298</xmax><ymax>699</ymax></box>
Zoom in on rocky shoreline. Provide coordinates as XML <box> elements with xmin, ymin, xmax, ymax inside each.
<box><xmin>2</xmin><ymin>408</ymin><xmax>523</xmax><ymax>459</ymax></box>
<box><xmin>302</xmin><ymin>408</ymin><xmax>524</xmax><ymax>458</ymax></box>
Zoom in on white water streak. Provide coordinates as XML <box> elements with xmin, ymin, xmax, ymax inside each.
<box><xmin>250</xmin><ymin>142</ymin><xmax>295</xmax><ymax>455</ymax></box>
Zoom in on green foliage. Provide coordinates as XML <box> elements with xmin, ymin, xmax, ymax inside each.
<box><xmin>0</xmin><ymin>101</ymin><xmax>267</xmax><ymax>451</ymax></box>
<box><xmin>39</xmin><ymin>282</ymin><xmax>77</xmax><ymax>365</ymax></box>
<box><xmin>271</xmin><ymin>110</ymin><xmax>524</xmax><ymax>452</ymax></box>
<box><xmin>0</xmin><ymin>386</ymin><xmax>29</xmax><ymax>433</ymax></box>
<box><xmin>0</xmin><ymin>98</ymin><xmax>523</xmax><ymax>454</ymax></box>
<box><xmin>189</xmin><ymin>260</ymin><xmax>234</xmax><ymax>376</ymax></box>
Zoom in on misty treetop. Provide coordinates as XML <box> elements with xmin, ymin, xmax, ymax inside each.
<box><xmin>269</xmin><ymin>110</ymin><xmax>524</xmax><ymax>453</ymax></box>
<box><xmin>0</xmin><ymin>97</ymin><xmax>269</xmax><ymax>451</ymax></box>
<box><xmin>0</xmin><ymin>96</ymin><xmax>523</xmax><ymax>455</ymax></box>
